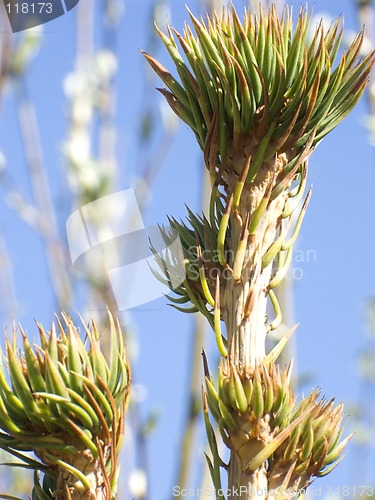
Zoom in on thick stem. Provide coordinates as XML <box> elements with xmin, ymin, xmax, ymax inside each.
<box><xmin>39</xmin><ymin>444</ymin><xmax>114</xmax><ymax>500</ymax></box>
<box><xmin>228</xmin><ymin>454</ymin><xmax>268</xmax><ymax>500</ymax></box>
<box><xmin>222</xmin><ymin>155</ymin><xmax>288</xmax><ymax>372</ymax></box>
<box><xmin>55</xmin><ymin>458</ymin><xmax>109</xmax><ymax>500</ymax></box>
<box><xmin>224</xmin><ymin>271</ymin><xmax>271</xmax><ymax>370</ymax></box>
<box><xmin>222</xmin><ymin>155</ymin><xmax>289</xmax><ymax>499</ymax></box>
<box><xmin>224</xmin><ymin>274</ymin><xmax>272</xmax><ymax>499</ymax></box>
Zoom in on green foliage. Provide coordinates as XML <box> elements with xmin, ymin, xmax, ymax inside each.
<box><xmin>0</xmin><ymin>313</ymin><xmax>130</xmax><ymax>498</ymax></box>
<box><xmin>144</xmin><ymin>5</ymin><xmax>373</xmax><ymax>174</ymax></box>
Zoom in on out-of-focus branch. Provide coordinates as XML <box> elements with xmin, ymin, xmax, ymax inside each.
<box><xmin>0</xmin><ymin>7</ymin><xmax>11</xmax><ymax>108</ymax></box>
<box><xmin>76</xmin><ymin>0</ymin><xmax>95</xmax><ymax>64</ymax></box>
<box><xmin>356</xmin><ymin>1</ymin><xmax>375</xmax><ymax>115</ymax></box>
<box><xmin>16</xmin><ymin>81</ymin><xmax>72</xmax><ymax>309</ymax></box>
<box><xmin>64</xmin><ymin>0</ymin><xmax>120</xmax><ymax>319</ymax></box>
<box><xmin>136</xmin><ymin>1</ymin><xmax>178</xmax><ymax>203</ymax></box>
<box><xmin>350</xmin><ymin>1</ymin><xmax>375</xmax><ymax>486</ymax></box>
<box><xmin>93</xmin><ymin>0</ymin><xmax>121</xmax><ymax>317</ymax></box>
<box><xmin>0</xmin><ymin>14</ymin><xmax>18</xmax><ymax>324</ymax></box>
<box><xmin>175</xmin><ymin>313</ymin><xmax>208</xmax><ymax>496</ymax></box>
<box><xmin>1</xmin><ymin>27</ymin><xmax>72</xmax><ymax>312</ymax></box>
<box><xmin>0</xmin><ymin>232</ymin><xmax>17</xmax><ymax>321</ymax></box>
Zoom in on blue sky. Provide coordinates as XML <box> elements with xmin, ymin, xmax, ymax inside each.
<box><xmin>0</xmin><ymin>0</ymin><xmax>374</xmax><ymax>498</ymax></box>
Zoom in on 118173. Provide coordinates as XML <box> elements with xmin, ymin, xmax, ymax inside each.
<box><xmin>5</xmin><ymin>3</ymin><xmax>53</xmax><ymax>14</ymax></box>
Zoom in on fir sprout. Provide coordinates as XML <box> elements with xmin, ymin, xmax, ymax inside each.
<box><xmin>145</xmin><ymin>4</ymin><xmax>374</xmax><ymax>498</ymax></box>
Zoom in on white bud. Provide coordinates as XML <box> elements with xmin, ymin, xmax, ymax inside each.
<box><xmin>96</xmin><ymin>50</ymin><xmax>118</xmax><ymax>81</ymax></box>
<box><xmin>128</xmin><ymin>468</ymin><xmax>147</xmax><ymax>498</ymax></box>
